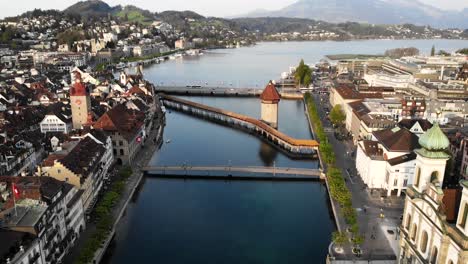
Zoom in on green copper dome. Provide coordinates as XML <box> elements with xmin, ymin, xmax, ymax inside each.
<box><xmin>414</xmin><ymin>122</ymin><xmax>451</xmax><ymax>159</ymax></box>
<box><xmin>418</xmin><ymin>123</ymin><xmax>449</xmax><ymax>151</ymax></box>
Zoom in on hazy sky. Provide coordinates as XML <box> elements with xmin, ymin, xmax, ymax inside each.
<box><xmin>1</xmin><ymin>0</ymin><xmax>467</xmax><ymax>18</ymax></box>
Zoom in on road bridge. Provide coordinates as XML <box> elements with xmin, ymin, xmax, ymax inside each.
<box><xmin>160</xmin><ymin>94</ymin><xmax>319</xmax><ymax>157</ymax></box>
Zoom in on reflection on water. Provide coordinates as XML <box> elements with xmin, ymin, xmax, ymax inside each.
<box><xmin>259</xmin><ymin>142</ymin><xmax>278</xmax><ymax>166</ymax></box>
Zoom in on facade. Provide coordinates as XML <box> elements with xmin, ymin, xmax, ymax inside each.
<box><xmin>41</xmin><ymin>134</ymin><xmax>112</xmax><ymax>213</ymax></box>
<box><xmin>0</xmin><ymin>176</ymin><xmax>85</xmax><ymax>264</ymax></box>
<box><xmin>399</xmin><ymin>124</ymin><xmax>468</xmax><ymax>264</ymax></box>
<box><xmin>93</xmin><ymin>104</ymin><xmax>145</xmax><ymax>165</ymax></box>
<box><xmin>260</xmin><ymin>82</ymin><xmax>280</xmax><ymax>128</ymax></box>
<box><xmin>40</xmin><ymin>113</ymin><xmax>72</xmax><ymax>134</ymax></box>
<box><xmin>356</xmin><ymin>127</ymin><xmax>420</xmax><ymax>196</ymax></box>
<box><xmin>70</xmin><ymin>71</ymin><xmax>91</xmax><ymax>129</ymax></box>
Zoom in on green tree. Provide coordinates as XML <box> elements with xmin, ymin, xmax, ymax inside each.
<box><xmin>332</xmin><ymin>231</ymin><xmax>348</xmax><ymax>247</ymax></box>
<box><xmin>294</xmin><ymin>59</ymin><xmax>312</xmax><ymax>87</ymax></box>
<box><xmin>329</xmin><ymin>105</ymin><xmax>346</xmax><ymax>126</ymax></box>
<box><xmin>431</xmin><ymin>45</ymin><xmax>435</xmax><ymax>56</ymax></box>
<box><xmin>457</xmin><ymin>48</ymin><xmax>468</xmax><ymax>55</ymax></box>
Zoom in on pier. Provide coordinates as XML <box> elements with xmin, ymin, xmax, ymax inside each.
<box><xmin>142</xmin><ymin>165</ymin><xmax>323</xmax><ymax>180</ymax></box>
<box><xmin>160</xmin><ymin>94</ymin><xmax>319</xmax><ymax>157</ymax></box>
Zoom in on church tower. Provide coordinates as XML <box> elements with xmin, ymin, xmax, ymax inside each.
<box><xmin>260</xmin><ymin>81</ymin><xmax>280</xmax><ymax>128</ymax></box>
<box><xmin>70</xmin><ymin>71</ymin><xmax>91</xmax><ymax>129</ymax></box>
<box><xmin>412</xmin><ymin>123</ymin><xmax>451</xmax><ymax>193</ymax></box>
<box><xmin>397</xmin><ymin>123</ymin><xmax>468</xmax><ymax>264</ymax></box>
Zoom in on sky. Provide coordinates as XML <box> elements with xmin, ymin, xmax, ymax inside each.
<box><xmin>0</xmin><ymin>0</ymin><xmax>467</xmax><ymax>19</ymax></box>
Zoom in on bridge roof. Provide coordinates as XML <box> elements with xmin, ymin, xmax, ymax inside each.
<box><xmin>161</xmin><ymin>95</ymin><xmax>319</xmax><ymax>148</ymax></box>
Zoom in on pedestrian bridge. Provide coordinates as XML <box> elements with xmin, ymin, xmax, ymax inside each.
<box><xmin>142</xmin><ymin>166</ymin><xmax>323</xmax><ymax>181</ymax></box>
<box><xmin>160</xmin><ymin>94</ymin><xmax>320</xmax><ymax>157</ymax></box>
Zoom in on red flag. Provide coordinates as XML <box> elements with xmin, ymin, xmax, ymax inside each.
<box><xmin>12</xmin><ymin>183</ymin><xmax>19</xmax><ymax>198</ymax></box>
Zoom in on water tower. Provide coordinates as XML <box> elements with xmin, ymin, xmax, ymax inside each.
<box><xmin>260</xmin><ymin>81</ymin><xmax>281</xmax><ymax>128</ymax></box>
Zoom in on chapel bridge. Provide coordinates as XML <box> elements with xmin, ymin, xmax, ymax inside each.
<box><xmin>159</xmin><ymin>94</ymin><xmax>320</xmax><ymax>158</ymax></box>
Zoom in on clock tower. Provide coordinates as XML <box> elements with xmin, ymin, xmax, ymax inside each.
<box><xmin>70</xmin><ymin>71</ymin><xmax>91</xmax><ymax>129</ymax></box>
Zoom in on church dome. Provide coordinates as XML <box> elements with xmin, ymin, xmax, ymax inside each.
<box><xmin>418</xmin><ymin>123</ymin><xmax>449</xmax><ymax>151</ymax></box>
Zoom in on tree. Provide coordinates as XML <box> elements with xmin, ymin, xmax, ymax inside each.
<box><xmin>294</xmin><ymin>59</ymin><xmax>312</xmax><ymax>87</ymax></box>
<box><xmin>332</xmin><ymin>231</ymin><xmax>348</xmax><ymax>248</ymax></box>
<box><xmin>431</xmin><ymin>45</ymin><xmax>435</xmax><ymax>56</ymax></box>
<box><xmin>329</xmin><ymin>105</ymin><xmax>346</xmax><ymax>126</ymax></box>
<box><xmin>457</xmin><ymin>48</ymin><xmax>468</xmax><ymax>55</ymax></box>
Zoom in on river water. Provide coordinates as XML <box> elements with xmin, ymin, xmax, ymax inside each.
<box><xmin>102</xmin><ymin>40</ymin><xmax>467</xmax><ymax>264</ymax></box>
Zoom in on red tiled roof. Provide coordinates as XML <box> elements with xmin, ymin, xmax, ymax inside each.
<box><xmin>93</xmin><ymin>104</ymin><xmax>145</xmax><ymax>141</ymax></box>
<box><xmin>260</xmin><ymin>82</ymin><xmax>280</xmax><ymax>103</ymax></box>
<box><xmin>373</xmin><ymin>127</ymin><xmax>420</xmax><ymax>152</ymax></box>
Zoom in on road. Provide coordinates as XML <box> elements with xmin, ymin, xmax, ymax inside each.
<box><xmin>312</xmin><ymin>92</ymin><xmax>403</xmax><ymax>261</ymax></box>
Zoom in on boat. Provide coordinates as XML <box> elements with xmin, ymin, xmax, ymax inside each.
<box><xmin>166</xmin><ymin>139</ymin><xmax>171</xmax><ymax>143</ymax></box>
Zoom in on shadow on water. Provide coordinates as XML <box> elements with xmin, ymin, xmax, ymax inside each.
<box><xmin>259</xmin><ymin>142</ymin><xmax>278</xmax><ymax>166</ymax></box>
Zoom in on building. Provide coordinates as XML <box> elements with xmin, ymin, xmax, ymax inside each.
<box><xmin>0</xmin><ymin>229</ymin><xmax>43</xmax><ymax>264</ymax></box>
<box><xmin>93</xmin><ymin>104</ymin><xmax>145</xmax><ymax>165</ymax></box>
<box><xmin>356</xmin><ymin>127</ymin><xmax>420</xmax><ymax>196</ymax></box>
<box><xmin>40</xmin><ymin>113</ymin><xmax>72</xmax><ymax>134</ymax></box>
<box><xmin>260</xmin><ymin>82</ymin><xmax>280</xmax><ymax>129</ymax></box>
<box><xmin>0</xmin><ymin>176</ymin><xmax>85</xmax><ymax>264</ymax></box>
<box><xmin>41</xmin><ymin>134</ymin><xmax>113</xmax><ymax>213</ymax></box>
<box><xmin>399</xmin><ymin>124</ymin><xmax>468</xmax><ymax>264</ymax></box>
<box><xmin>174</xmin><ymin>38</ymin><xmax>193</xmax><ymax>49</ymax></box>
<box><xmin>70</xmin><ymin>71</ymin><xmax>91</xmax><ymax>129</ymax></box>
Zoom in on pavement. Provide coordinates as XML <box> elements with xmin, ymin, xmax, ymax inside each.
<box><xmin>312</xmin><ymin>93</ymin><xmax>403</xmax><ymax>262</ymax></box>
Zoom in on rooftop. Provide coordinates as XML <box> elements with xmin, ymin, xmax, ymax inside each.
<box><xmin>373</xmin><ymin>127</ymin><xmax>420</xmax><ymax>152</ymax></box>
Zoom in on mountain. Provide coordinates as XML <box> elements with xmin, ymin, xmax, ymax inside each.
<box><xmin>64</xmin><ymin>0</ymin><xmax>116</xmax><ymax>16</ymax></box>
<box><xmin>239</xmin><ymin>0</ymin><xmax>468</xmax><ymax>29</ymax></box>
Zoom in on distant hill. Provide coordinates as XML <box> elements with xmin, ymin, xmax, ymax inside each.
<box><xmin>64</xmin><ymin>0</ymin><xmax>117</xmax><ymax>16</ymax></box>
<box><xmin>239</xmin><ymin>0</ymin><xmax>468</xmax><ymax>29</ymax></box>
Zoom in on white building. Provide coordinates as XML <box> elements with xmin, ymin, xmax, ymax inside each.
<box><xmin>40</xmin><ymin>113</ymin><xmax>72</xmax><ymax>134</ymax></box>
<box><xmin>399</xmin><ymin>123</ymin><xmax>468</xmax><ymax>264</ymax></box>
<box><xmin>356</xmin><ymin>127</ymin><xmax>421</xmax><ymax>196</ymax></box>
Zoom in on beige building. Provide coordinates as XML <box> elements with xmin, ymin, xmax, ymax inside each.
<box><xmin>41</xmin><ymin>134</ymin><xmax>113</xmax><ymax>213</ymax></box>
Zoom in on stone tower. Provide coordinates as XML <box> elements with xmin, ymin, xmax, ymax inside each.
<box><xmin>70</xmin><ymin>71</ymin><xmax>91</xmax><ymax>129</ymax></box>
<box><xmin>260</xmin><ymin>81</ymin><xmax>280</xmax><ymax>128</ymax></box>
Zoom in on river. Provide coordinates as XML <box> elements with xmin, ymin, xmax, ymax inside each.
<box><xmin>102</xmin><ymin>40</ymin><xmax>467</xmax><ymax>264</ymax></box>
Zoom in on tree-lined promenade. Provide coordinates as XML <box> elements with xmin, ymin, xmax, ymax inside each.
<box><xmin>304</xmin><ymin>92</ymin><xmax>363</xmax><ymax>249</ymax></box>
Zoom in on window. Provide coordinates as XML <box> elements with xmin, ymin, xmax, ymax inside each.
<box><xmin>403</xmin><ymin>179</ymin><xmax>408</xmax><ymax>187</ymax></box>
<box><xmin>405</xmin><ymin>214</ymin><xmax>411</xmax><ymax>230</ymax></box>
<box><xmin>415</xmin><ymin>167</ymin><xmax>421</xmax><ymax>187</ymax></box>
<box><xmin>119</xmin><ymin>141</ymin><xmax>123</xmax><ymax>146</ymax></box>
<box><xmin>394</xmin><ymin>179</ymin><xmax>398</xmax><ymax>187</ymax></box>
<box><xmin>430</xmin><ymin>247</ymin><xmax>438</xmax><ymax>264</ymax></box>
<box><xmin>459</xmin><ymin>203</ymin><xmax>468</xmax><ymax>229</ymax></box>
<box><xmin>430</xmin><ymin>171</ymin><xmax>439</xmax><ymax>183</ymax></box>
<box><xmin>420</xmin><ymin>231</ymin><xmax>428</xmax><ymax>253</ymax></box>
<box><xmin>120</xmin><ymin>149</ymin><xmax>124</xmax><ymax>156</ymax></box>
<box><xmin>411</xmin><ymin>223</ymin><xmax>417</xmax><ymax>241</ymax></box>
<box><xmin>57</xmin><ymin>169</ymin><xmax>61</xmax><ymax>174</ymax></box>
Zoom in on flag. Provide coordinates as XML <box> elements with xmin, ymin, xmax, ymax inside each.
<box><xmin>12</xmin><ymin>183</ymin><xmax>19</xmax><ymax>198</ymax></box>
